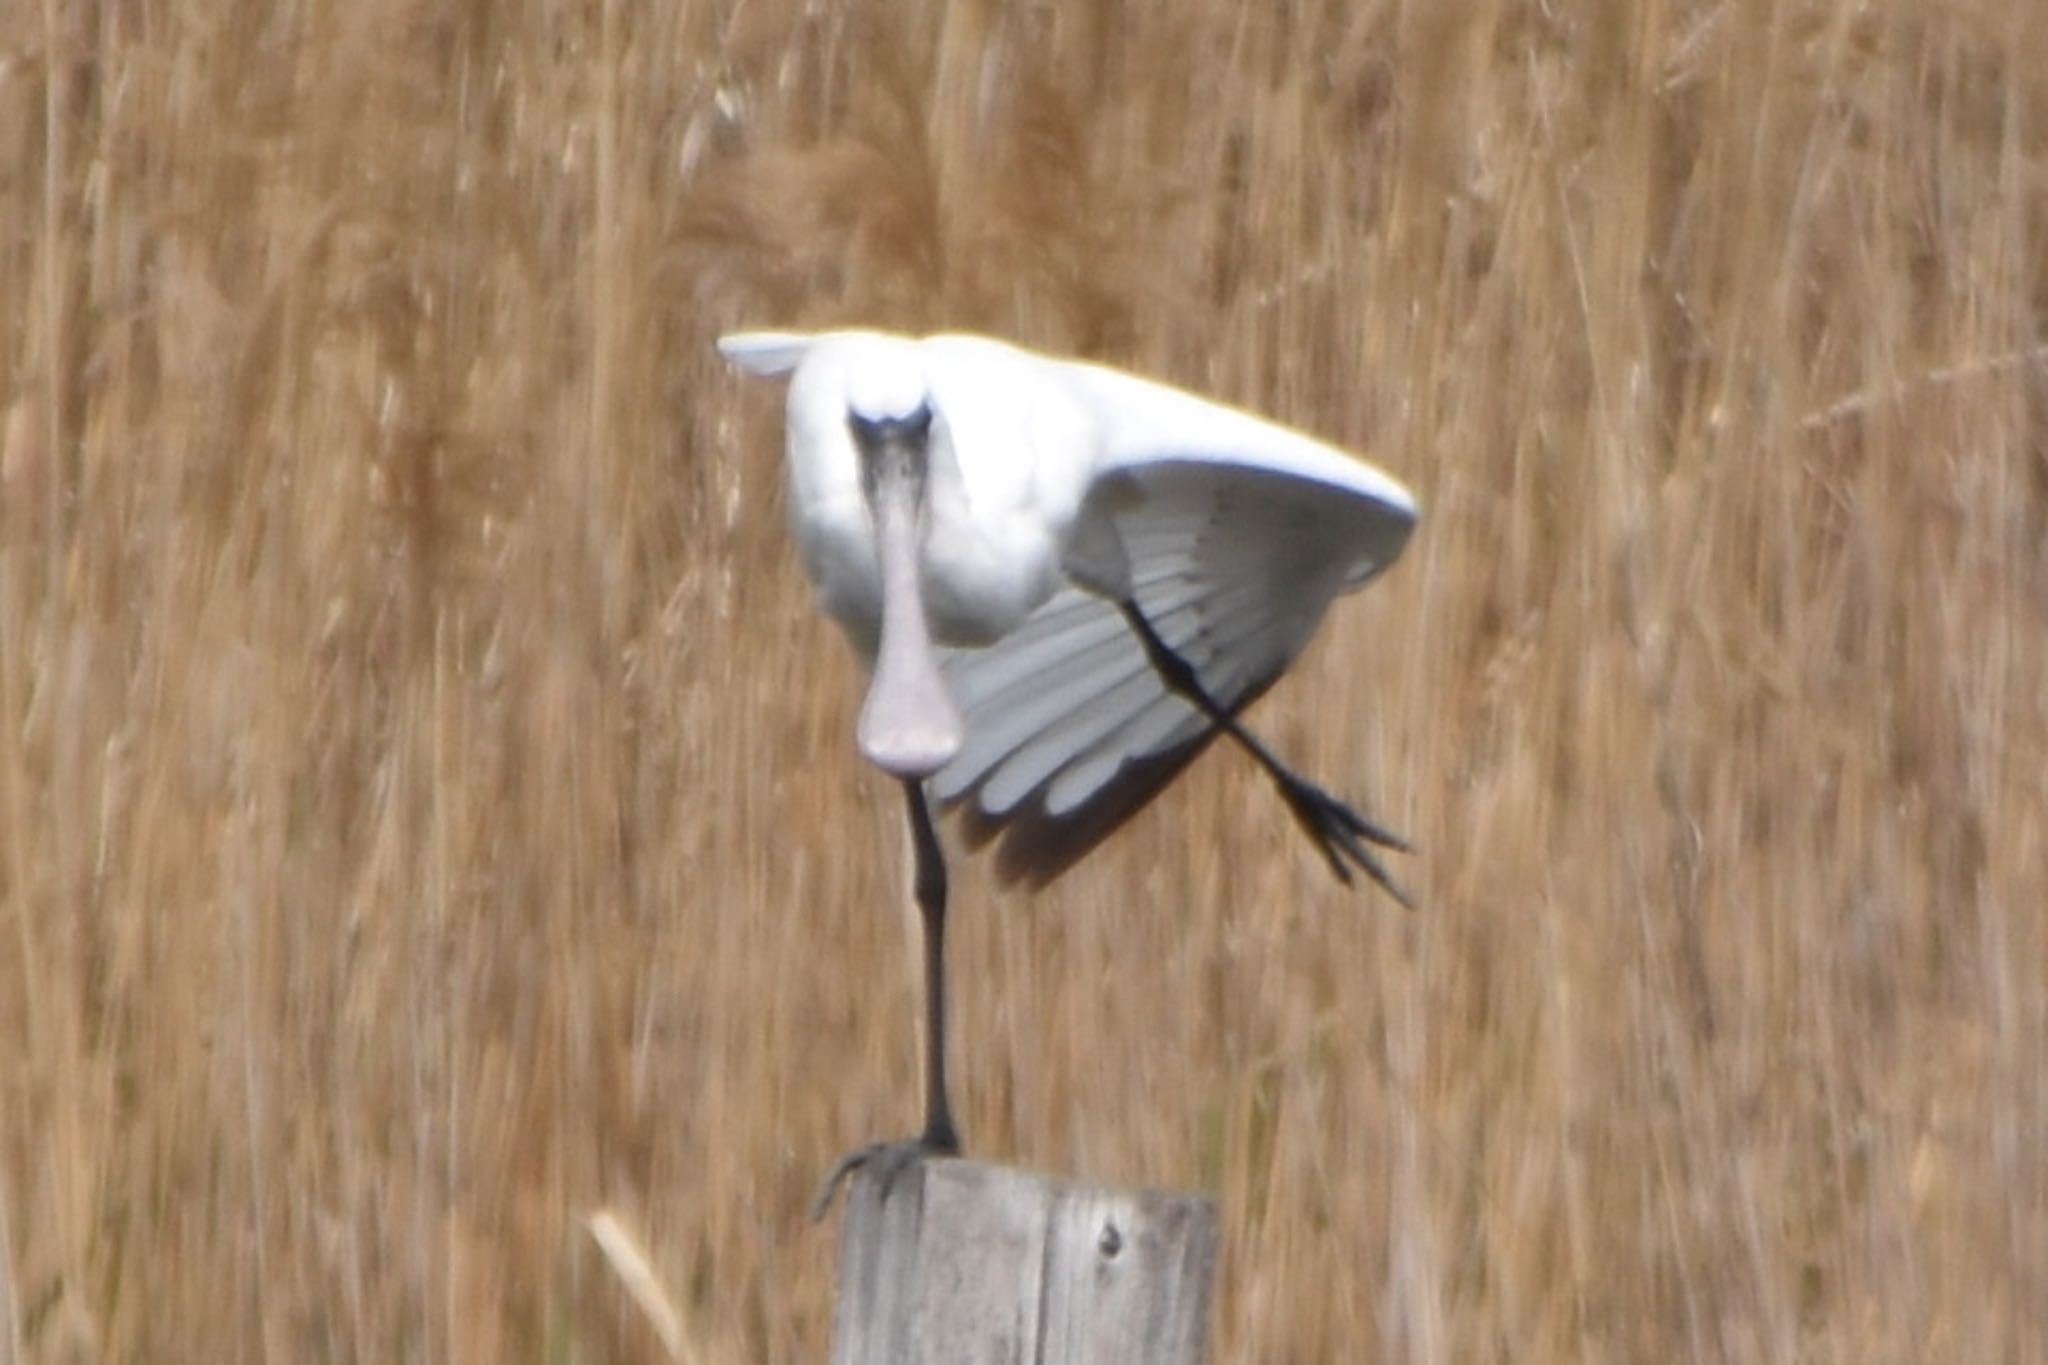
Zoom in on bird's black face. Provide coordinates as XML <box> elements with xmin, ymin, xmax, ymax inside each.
<box><xmin>849</xmin><ymin>403</ymin><xmax>935</xmax><ymax>510</ymax></box>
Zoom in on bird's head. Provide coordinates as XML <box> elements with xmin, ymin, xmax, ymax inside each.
<box><xmin>843</xmin><ymin>344</ymin><xmax>931</xmax><ymax>429</ymax></box>
<box><xmin>845</xmin><ymin>356</ymin><xmax>936</xmax><ymax>513</ymax></box>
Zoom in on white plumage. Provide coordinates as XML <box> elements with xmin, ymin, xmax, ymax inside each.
<box><xmin>719</xmin><ymin>328</ymin><xmax>1416</xmax><ymax>883</ymax></box>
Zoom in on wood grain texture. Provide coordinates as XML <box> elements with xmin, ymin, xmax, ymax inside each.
<box><xmin>831</xmin><ymin>1160</ymin><xmax>1217</xmax><ymax>1365</ymax></box>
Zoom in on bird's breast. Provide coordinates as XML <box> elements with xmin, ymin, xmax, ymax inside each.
<box><xmin>917</xmin><ymin>503</ymin><xmax>1062</xmax><ymax>647</ymax></box>
<box><xmin>791</xmin><ymin>492</ymin><xmax>1065</xmax><ymax>657</ymax></box>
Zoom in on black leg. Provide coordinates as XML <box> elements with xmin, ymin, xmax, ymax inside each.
<box><xmin>903</xmin><ymin>779</ymin><xmax>961</xmax><ymax>1153</ymax></box>
<box><xmin>811</xmin><ymin>779</ymin><xmax>962</xmax><ymax>1217</ymax></box>
<box><xmin>1117</xmin><ymin>599</ymin><xmax>1415</xmax><ymax>906</ymax></box>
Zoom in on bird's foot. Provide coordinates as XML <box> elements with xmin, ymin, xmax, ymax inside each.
<box><xmin>1275</xmin><ymin>772</ymin><xmax>1415</xmax><ymax>906</ymax></box>
<box><xmin>810</xmin><ymin>1125</ymin><xmax>961</xmax><ymax>1221</ymax></box>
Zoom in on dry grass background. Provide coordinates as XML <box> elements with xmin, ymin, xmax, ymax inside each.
<box><xmin>3</xmin><ymin>0</ymin><xmax>2045</xmax><ymax>1360</ymax></box>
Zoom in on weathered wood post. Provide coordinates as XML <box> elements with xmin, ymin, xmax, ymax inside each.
<box><xmin>829</xmin><ymin>1159</ymin><xmax>1218</xmax><ymax>1365</ymax></box>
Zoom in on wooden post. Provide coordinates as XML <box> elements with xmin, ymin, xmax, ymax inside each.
<box><xmin>829</xmin><ymin>1159</ymin><xmax>1217</xmax><ymax>1365</ymax></box>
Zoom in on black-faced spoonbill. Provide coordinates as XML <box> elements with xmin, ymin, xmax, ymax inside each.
<box><xmin>718</xmin><ymin>330</ymin><xmax>1418</xmax><ymax>1208</ymax></box>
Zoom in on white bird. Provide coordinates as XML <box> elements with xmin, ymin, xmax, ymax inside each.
<box><xmin>718</xmin><ymin>328</ymin><xmax>1418</xmax><ymax>1205</ymax></box>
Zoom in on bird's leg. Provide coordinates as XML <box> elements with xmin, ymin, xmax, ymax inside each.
<box><xmin>812</xmin><ymin>779</ymin><xmax>962</xmax><ymax>1218</ymax></box>
<box><xmin>1117</xmin><ymin>600</ymin><xmax>1415</xmax><ymax>906</ymax></box>
<box><xmin>905</xmin><ymin>777</ymin><xmax>960</xmax><ymax>1152</ymax></box>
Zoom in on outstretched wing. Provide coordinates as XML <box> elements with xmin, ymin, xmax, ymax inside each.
<box><xmin>931</xmin><ymin>358</ymin><xmax>1415</xmax><ymax>884</ymax></box>
<box><xmin>716</xmin><ymin>331</ymin><xmax>817</xmax><ymax>376</ymax></box>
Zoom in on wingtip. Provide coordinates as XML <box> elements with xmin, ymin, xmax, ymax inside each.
<box><xmin>715</xmin><ymin>330</ymin><xmax>813</xmax><ymax>375</ymax></box>
<box><xmin>945</xmin><ymin>719</ymin><xmax>1243</xmax><ymax>889</ymax></box>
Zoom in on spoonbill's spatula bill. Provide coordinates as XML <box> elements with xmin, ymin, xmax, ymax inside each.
<box><xmin>717</xmin><ymin>329</ymin><xmax>1418</xmax><ymax>1208</ymax></box>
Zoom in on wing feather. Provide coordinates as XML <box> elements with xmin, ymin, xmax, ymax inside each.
<box><xmin>980</xmin><ymin>666</ymin><xmax>1170</xmax><ymax>813</ymax></box>
<box><xmin>715</xmin><ymin>331</ymin><xmax>816</xmax><ymax>376</ymax></box>
<box><xmin>935</xmin><ymin>432</ymin><xmax>1411</xmax><ymax>882</ymax></box>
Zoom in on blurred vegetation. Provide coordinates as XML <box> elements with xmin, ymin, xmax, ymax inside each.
<box><xmin>2</xmin><ymin>0</ymin><xmax>2043</xmax><ymax>1359</ymax></box>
